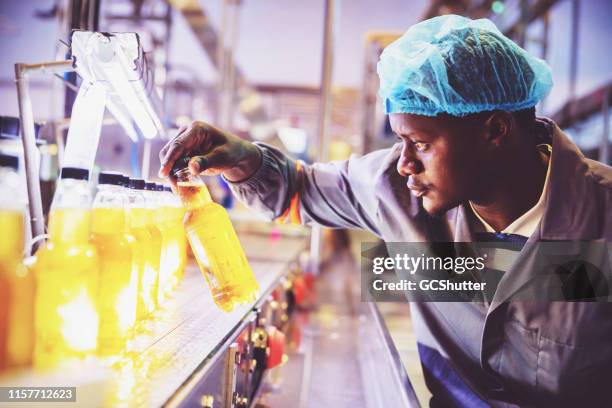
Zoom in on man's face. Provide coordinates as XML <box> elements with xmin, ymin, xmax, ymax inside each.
<box><xmin>389</xmin><ymin>113</ymin><xmax>489</xmax><ymax>215</ymax></box>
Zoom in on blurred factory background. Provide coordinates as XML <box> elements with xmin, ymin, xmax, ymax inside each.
<box><xmin>1</xmin><ymin>0</ymin><xmax>611</xmax><ymax>172</ymax></box>
<box><xmin>0</xmin><ymin>1</ymin><xmax>611</xmax><ymax>407</ymax></box>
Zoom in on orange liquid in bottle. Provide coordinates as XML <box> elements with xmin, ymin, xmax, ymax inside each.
<box><xmin>176</xmin><ymin>181</ymin><xmax>258</xmax><ymax>311</ymax></box>
<box><xmin>173</xmin><ymin>206</ymin><xmax>188</xmax><ymax>285</ymax></box>
<box><xmin>156</xmin><ymin>205</ymin><xmax>175</xmax><ymax>304</ymax></box>
<box><xmin>129</xmin><ymin>208</ymin><xmax>160</xmax><ymax>319</ymax></box>
<box><xmin>33</xmin><ymin>208</ymin><xmax>99</xmax><ymax>370</ymax></box>
<box><xmin>0</xmin><ymin>210</ymin><xmax>33</xmax><ymax>371</ymax></box>
<box><xmin>91</xmin><ymin>208</ymin><xmax>139</xmax><ymax>355</ymax></box>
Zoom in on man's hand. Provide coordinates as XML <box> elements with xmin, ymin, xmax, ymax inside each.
<box><xmin>158</xmin><ymin>121</ymin><xmax>262</xmax><ymax>183</ymax></box>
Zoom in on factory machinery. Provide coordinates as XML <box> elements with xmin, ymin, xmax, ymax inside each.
<box><xmin>0</xmin><ymin>26</ymin><xmax>312</xmax><ymax>407</ymax></box>
<box><xmin>1</xmin><ymin>25</ymin><xmax>419</xmax><ymax>407</ymax></box>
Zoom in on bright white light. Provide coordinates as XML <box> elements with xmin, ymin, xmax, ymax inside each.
<box><xmin>71</xmin><ymin>31</ymin><xmax>162</xmax><ymax>141</ymax></box>
<box><xmin>63</xmin><ymin>81</ymin><xmax>107</xmax><ymax>171</ymax></box>
<box><xmin>106</xmin><ymin>100</ymin><xmax>139</xmax><ymax>142</ymax></box>
<box><xmin>102</xmin><ymin>61</ymin><xmax>158</xmax><ymax>139</ymax></box>
<box><xmin>58</xmin><ymin>288</ymin><xmax>99</xmax><ymax>352</ymax></box>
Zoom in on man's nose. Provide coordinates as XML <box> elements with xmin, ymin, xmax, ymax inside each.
<box><xmin>397</xmin><ymin>145</ymin><xmax>422</xmax><ymax>177</ymax></box>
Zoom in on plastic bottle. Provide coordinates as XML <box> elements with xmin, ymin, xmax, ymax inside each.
<box><xmin>171</xmin><ymin>159</ymin><xmax>259</xmax><ymax>311</ymax></box>
<box><xmin>154</xmin><ymin>184</ymin><xmax>173</xmax><ymax>303</ymax></box>
<box><xmin>166</xmin><ymin>186</ymin><xmax>187</xmax><ymax>287</ymax></box>
<box><xmin>162</xmin><ymin>186</ymin><xmax>185</xmax><ymax>289</ymax></box>
<box><xmin>127</xmin><ymin>179</ymin><xmax>159</xmax><ymax>318</ymax></box>
<box><xmin>91</xmin><ymin>172</ymin><xmax>139</xmax><ymax>355</ymax></box>
<box><xmin>0</xmin><ymin>153</ymin><xmax>33</xmax><ymax>371</ymax></box>
<box><xmin>33</xmin><ymin>167</ymin><xmax>99</xmax><ymax>369</ymax></box>
<box><xmin>142</xmin><ymin>182</ymin><xmax>163</xmax><ymax>308</ymax></box>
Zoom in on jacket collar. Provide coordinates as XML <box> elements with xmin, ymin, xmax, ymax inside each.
<box><xmin>536</xmin><ymin>119</ymin><xmax>600</xmax><ymax>240</ymax></box>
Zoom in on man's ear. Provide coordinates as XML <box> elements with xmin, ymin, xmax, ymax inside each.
<box><xmin>483</xmin><ymin>111</ymin><xmax>514</xmax><ymax>147</ymax></box>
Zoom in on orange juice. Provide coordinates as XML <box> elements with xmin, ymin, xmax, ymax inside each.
<box><xmin>167</xmin><ymin>188</ymin><xmax>188</xmax><ymax>287</ymax></box>
<box><xmin>0</xmin><ymin>209</ymin><xmax>33</xmax><ymax>370</ymax></box>
<box><xmin>154</xmin><ymin>185</ymin><xmax>174</xmax><ymax>304</ymax></box>
<box><xmin>33</xmin><ymin>168</ymin><xmax>100</xmax><ymax>369</ymax></box>
<box><xmin>0</xmin><ymin>154</ymin><xmax>33</xmax><ymax>371</ymax></box>
<box><xmin>91</xmin><ymin>174</ymin><xmax>140</xmax><ymax>355</ymax></box>
<box><xmin>128</xmin><ymin>179</ymin><xmax>160</xmax><ymax>318</ymax></box>
<box><xmin>130</xmin><ymin>207</ymin><xmax>159</xmax><ymax>318</ymax></box>
<box><xmin>92</xmin><ymin>207</ymin><xmax>138</xmax><ymax>354</ymax></box>
<box><xmin>170</xmin><ymin>200</ymin><xmax>187</xmax><ymax>288</ymax></box>
<box><xmin>174</xmin><ymin>171</ymin><xmax>259</xmax><ymax>312</ymax></box>
<box><xmin>34</xmin><ymin>207</ymin><xmax>99</xmax><ymax>369</ymax></box>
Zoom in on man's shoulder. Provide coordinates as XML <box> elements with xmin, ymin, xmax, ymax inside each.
<box><xmin>584</xmin><ymin>158</ymin><xmax>612</xmax><ymax>190</ymax></box>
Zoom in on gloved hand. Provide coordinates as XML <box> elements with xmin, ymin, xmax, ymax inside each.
<box><xmin>158</xmin><ymin>121</ymin><xmax>262</xmax><ymax>183</ymax></box>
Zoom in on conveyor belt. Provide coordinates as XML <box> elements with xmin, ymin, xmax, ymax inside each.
<box><xmin>102</xmin><ymin>233</ymin><xmax>309</xmax><ymax>407</ymax></box>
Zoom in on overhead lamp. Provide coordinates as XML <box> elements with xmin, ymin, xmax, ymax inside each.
<box><xmin>71</xmin><ymin>31</ymin><xmax>163</xmax><ymax>140</ymax></box>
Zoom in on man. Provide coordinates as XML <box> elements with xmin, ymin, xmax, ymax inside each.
<box><xmin>160</xmin><ymin>15</ymin><xmax>612</xmax><ymax>407</ymax></box>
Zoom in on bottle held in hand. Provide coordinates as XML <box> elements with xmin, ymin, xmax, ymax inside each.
<box><xmin>171</xmin><ymin>158</ymin><xmax>259</xmax><ymax>312</ymax></box>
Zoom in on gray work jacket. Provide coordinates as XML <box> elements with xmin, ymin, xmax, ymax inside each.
<box><xmin>229</xmin><ymin>119</ymin><xmax>612</xmax><ymax>407</ymax></box>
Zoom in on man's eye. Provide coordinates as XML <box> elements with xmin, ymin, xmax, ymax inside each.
<box><xmin>413</xmin><ymin>141</ymin><xmax>429</xmax><ymax>152</ymax></box>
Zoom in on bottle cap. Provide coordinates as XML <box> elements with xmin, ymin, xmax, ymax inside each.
<box><xmin>60</xmin><ymin>167</ymin><xmax>89</xmax><ymax>180</ymax></box>
<box><xmin>129</xmin><ymin>178</ymin><xmax>146</xmax><ymax>190</ymax></box>
<box><xmin>170</xmin><ymin>157</ymin><xmax>191</xmax><ymax>176</ymax></box>
<box><xmin>98</xmin><ymin>171</ymin><xmax>124</xmax><ymax>186</ymax></box>
<box><xmin>156</xmin><ymin>184</ymin><xmax>164</xmax><ymax>192</ymax></box>
<box><xmin>164</xmin><ymin>186</ymin><xmax>172</xmax><ymax>192</ymax></box>
<box><xmin>120</xmin><ymin>175</ymin><xmax>130</xmax><ymax>187</ymax></box>
<box><xmin>0</xmin><ymin>153</ymin><xmax>18</xmax><ymax>170</ymax></box>
<box><xmin>145</xmin><ymin>182</ymin><xmax>157</xmax><ymax>191</ymax></box>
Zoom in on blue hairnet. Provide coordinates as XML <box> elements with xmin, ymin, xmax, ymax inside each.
<box><xmin>377</xmin><ymin>15</ymin><xmax>553</xmax><ymax>116</ymax></box>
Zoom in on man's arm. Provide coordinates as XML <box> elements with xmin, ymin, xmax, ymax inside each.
<box><xmin>227</xmin><ymin>142</ymin><xmax>384</xmax><ymax>235</ymax></box>
<box><xmin>158</xmin><ymin>121</ymin><xmax>386</xmax><ymax>237</ymax></box>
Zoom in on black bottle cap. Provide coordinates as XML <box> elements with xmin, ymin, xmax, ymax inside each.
<box><xmin>129</xmin><ymin>178</ymin><xmax>146</xmax><ymax>190</ymax></box>
<box><xmin>98</xmin><ymin>171</ymin><xmax>124</xmax><ymax>186</ymax></box>
<box><xmin>170</xmin><ymin>157</ymin><xmax>191</xmax><ymax>176</ymax></box>
<box><xmin>156</xmin><ymin>184</ymin><xmax>164</xmax><ymax>192</ymax></box>
<box><xmin>0</xmin><ymin>153</ymin><xmax>18</xmax><ymax>170</ymax></box>
<box><xmin>145</xmin><ymin>182</ymin><xmax>156</xmax><ymax>191</ymax></box>
<box><xmin>120</xmin><ymin>175</ymin><xmax>130</xmax><ymax>187</ymax></box>
<box><xmin>60</xmin><ymin>167</ymin><xmax>89</xmax><ymax>180</ymax></box>
<box><xmin>164</xmin><ymin>186</ymin><xmax>172</xmax><ymax>192</ymax></box>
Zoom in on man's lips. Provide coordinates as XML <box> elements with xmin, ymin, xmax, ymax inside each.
<box><xmin>407</xmin><ymin>177</ymin><xmax>430</xmax><ymax>197</ymax></box>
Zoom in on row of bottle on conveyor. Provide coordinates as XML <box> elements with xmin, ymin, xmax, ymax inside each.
<box><xmin>0</xmin><ymin>153</ymin><xmax>259</xmax><ymax>373</ymax></box>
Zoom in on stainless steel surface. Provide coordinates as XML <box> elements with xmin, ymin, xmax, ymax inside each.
<box><xmin>107</xmin><ymin>261</ymin><xmax>286</xmax><ymax>407</ymax></box>
<box><xmin>256</xmin><ymin>250</ymin><xmax>419</xmax><ymax>408</ymax></box>
<box><xmin>223</xmin><ymin>343</ymin><xmax>239</xmax><ymax>408</ymax></box>
<box><xmin>17</xmin><ymin>60</ymin><xmax>74</xmax><ymax>76</ymax></box>
<box><xmin>14</xmin><ymin>61</ymin><xmax>73</xmax><ymax>252</ymax></box>
<box><xmin>109</xmin><ymin>233</ymin><xmax>309</xmax><ymax>407</ymax></box>
<box><xmin>15</xmin><ymin>60</ymin><xmax>73</xmax><ymax>250</ymax></box>
<box><xmin>361</xmin><ymin>303</ymin><xmax>421</xmax><ymax>408</ymax></box>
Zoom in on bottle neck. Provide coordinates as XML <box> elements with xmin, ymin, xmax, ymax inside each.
<box><xmin>174</xmin><ymin>169</ymin><xmax>212</xmax><ymax>209</ymax></box>
<box><xmin>49</xmin><ymin>179</ymin><xmax>92</xmax><ymax>243</ymax></box>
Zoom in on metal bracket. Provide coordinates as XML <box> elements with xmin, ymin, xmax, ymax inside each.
<box><xmin>14</xmin><ymin>60</ymin><xmax>74</xmax><ymax>253</ymax></box>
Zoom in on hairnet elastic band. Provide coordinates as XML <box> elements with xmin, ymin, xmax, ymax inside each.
<box><xmin>384</xmin><ymin>97</ymin><xmax>541</xmax><ymax>116</ymax></box>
